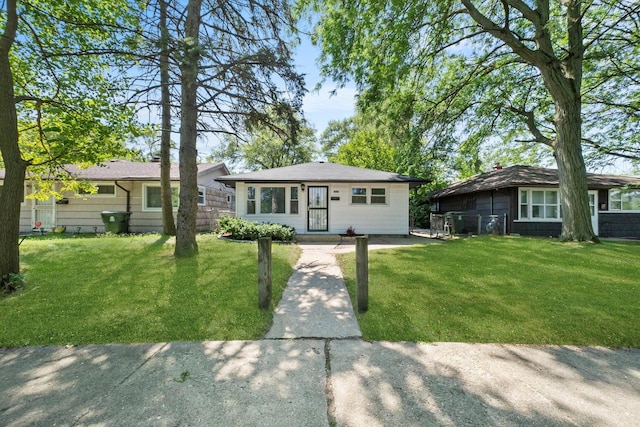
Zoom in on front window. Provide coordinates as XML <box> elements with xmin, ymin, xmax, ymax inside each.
<box><xmin>371</xmin><ymin>188</ymin><xmax>387</xmax><ymax>204</ymax></box>
<box><xmin>144</xmin><ymin>184</ymin><xmax>179</xmax><ymax>211</ymax></box>
<box><xmin>260</xmin><ymin>187</ymin><xmax>286</xmax><ymax>214</ymax></box>
<box><xmin>351</xmin><ymin>187</ymin><xmax>367</xmax><ymax>204</ymax></box>
<box><xmin>79</xmin><ymin>184</ymin><xmax>116</xmax><ymax>197</ymax></box>
<box><xmin>519</xmin><ymin>188</ymin><xmax>560</xmax><ymax>220</ymax></box>
<box><xmin>290</xmin><ymin>186</ymin><xmax>299</xmax><ymax>214</ymax></box>
<box><xmin>610</xmin><ymin>189</ymin><xmax>640</xmax><ymax>211</ymax></box>
<box><xmin>247</xmin><ymin>186</ymin><xmax>256</xmax><ymax>214</ymax></box>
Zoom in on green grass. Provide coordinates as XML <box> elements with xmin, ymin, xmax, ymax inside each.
<box><xmin>338</xmin><ymin>236</ymin><xmax>640</xmax><ymax>347</ymax></box>
<box><xmin>0</xmin><ymin>234</ymin><xmax>299</xmax><ymax>348</ymax></box>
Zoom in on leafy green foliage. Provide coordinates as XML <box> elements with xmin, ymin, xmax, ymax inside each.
<box><xmin>1</xmin><ymin>272</ymin><xmax>24</xmax><ymax>294</ymax></box>
<box><xmin>214</xmin><ymin>110</ymin><xmax>317</xmax><ymax>171</ymax></box>
<box><xmin>3</xmin><ymin>0</ymin><xmax>142</xmax><ymax>189</ymax></box>
<box><xmin>218</xmin><ymin>216</ymin><xmax>296</xmax><ymax>242</ymax></box>
<box><xmin>0</xmin><ymin>234</ymin><xmax>300</xmax><ymax>346</ymax></box>
<box><xmin>305</xmin><ymin>0</ymin><xmax>640</xmax><ymax>170</ymax></box>
<box><xmin>339</xmin><ymin>237</ymin><xmax>640</xmax><ymax>346</ymax></box>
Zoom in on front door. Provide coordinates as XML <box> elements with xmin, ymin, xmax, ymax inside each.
<box><xmin>589</xmin><ymin>190</ymin><xmax>598</xmax><ymax>236</ymax></box>
<box><xmin>32</xmin><ymin>196</ymin><xmax>56</xmax><ymax>230</ymax></box>
<box><xmin>307</xmin><ymin>186</ymin><xmax>328</xmax><ymax>231</ymax></box>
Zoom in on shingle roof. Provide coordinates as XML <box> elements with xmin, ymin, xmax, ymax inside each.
<box><xmin>216</xmin><ymin>162</ymin><xmax>429</xmax><ymax>188</ymax></box>
<box><xmin>0</xmin><ymin>160</ymin><xmax>228</xmax><ymax>181</ymax></box>
<box><xmin>431</xmin><ymin>165</ymin><xmax>640</xmax><ymax>198</ymax></box>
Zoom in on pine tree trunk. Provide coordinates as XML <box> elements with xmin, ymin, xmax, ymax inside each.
<box><xmin>174</xmin><ymin>0</ymin><xmax>202</xmax><ymax>258</ymax></box>
<box><xmin>159</xmin><ymin>0</ymin><xmax>176</xmax><ymax>236</ymax></box>
<box><xmin>0</xmin><ymin>0</ymin><xmax>27</xmax><ymax>280</ymax></box>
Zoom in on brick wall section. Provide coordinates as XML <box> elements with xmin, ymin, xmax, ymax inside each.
<box><xmin>196</xmin><ymin>187</ymin><xmax>235</xmax><ymax>232</ymax></box>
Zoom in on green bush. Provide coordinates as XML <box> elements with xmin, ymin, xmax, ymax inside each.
<box><xmin>218</xmin><ymin>216</ymin><xmax>296</xmax><ymax>242</ymax></box>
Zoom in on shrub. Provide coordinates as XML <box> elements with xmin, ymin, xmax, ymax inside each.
<box><xmin>1</xmin><ymin>273</ymin><xmax>25</xmax><ymax>295</ymax></box>
<box><xmin>218</xmin><ymin>216</ymin><xmax>296</xmax><ymax>242</ymax></box>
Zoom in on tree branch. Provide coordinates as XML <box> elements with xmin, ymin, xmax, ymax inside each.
<box><xmin>461</xmin><ymin>0</ymin><xmax>546</xmax><ymax>66</ymax></box>
<box><xmin>507</xmin><ymin>105</ymin><xmax>554</xmax><ymax>146</ymax></box>
<box><xmin>582</xmin><ymin>137</ymin><xmax>640</xmax><ymax>161</ymax></box>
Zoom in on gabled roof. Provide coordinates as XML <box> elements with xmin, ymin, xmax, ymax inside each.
<box><xmin>216</xmin><ymin>162</ymin><xmax>429</xmax><ymax>188</ymax></box>
<box><xmin>0</xmin><ymin>160</ymin><xmax>229</xmax><ymax>181</ymax></box>
<box><xmin>431</xmin><ymin>165</ymin><xmax>640</xmax><ymax>198</ymax></box>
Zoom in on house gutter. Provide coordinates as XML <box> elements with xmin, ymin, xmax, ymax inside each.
<box><xmin>115</xmin><ymin>181</ymin><xmax>131</xmax><ymax>212</ymax></box>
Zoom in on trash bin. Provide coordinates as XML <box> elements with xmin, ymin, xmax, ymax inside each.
<box><xmin>445</xmin><ymin>211</ymin><xmax>466</xmax><ymax>234</ymax></box>
<box><xmin>101</xmin><ymin>211</ymin><xmax>131</xmax><ymax>234</ymax></box>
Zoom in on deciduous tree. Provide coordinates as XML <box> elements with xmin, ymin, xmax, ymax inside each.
<box><xmin>216</xmin><ymin>111</ymin><xmax>317</xmax><ymax>171</ymax></box>
<box><xmin>307</xmin><ymin>0</ymin><xmax>640</xmax><ymax>241</ymax></box>
<box><xmin>0</xmin><ymin>0</ymin><xmax>139</xmax><ymax>282</ymax></box>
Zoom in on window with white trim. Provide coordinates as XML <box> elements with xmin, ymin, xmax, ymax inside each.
<box><xmin>609</xmin><ymin>188</ymin><xmax>640</xmax><ymax>211</ymax></box>
<box><xmin>290</xmin><ymin>186</ymin><xmax>299</xmax><ymax>214</ymax></box>
<box><xmin>371</xmin><ymin>188</ymin><xmax>387</xmax><ymax>204</ymax></box>
<box><xmin>260</xmin><ymin>187</ymin><xmax>286</xmax><ymax>214</ymax></box>
<box><xmin>351</xmin><ymin>186</ymin><xmax>388</xmax><ymax>205</ymax></box>
<box><xmin>198</xmin><ymin>186</ymin><xmax>206</xmax><ymax>206</ymax></box>
<box><xmin>519</xmin><ymin>188</ymin><xmax>561</xmax><ymax>220</ymax></box>
<box><xmin>79</xmin><ymin>184</ymin><xmax>116</xmax><ymax>197</ymax></box>
<box><xmin>143</xmin><ymin>184</ymin><xmax>179</xmax><ymax>211</ymax></box>
<box><xmin>351</xmin><ymin>187</ymin><xmax>367</xmax><ymax>204</ymax></box>
<box><xmin>247</xmin><ymin>186</ymin><xmax>256</xmax><ymax>214</ymax></box>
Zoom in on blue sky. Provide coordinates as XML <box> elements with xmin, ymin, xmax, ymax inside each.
<box><xmin>293</xmin><ymin>36</ymin><xmax>356</xmax><ymax>137</ymax></box>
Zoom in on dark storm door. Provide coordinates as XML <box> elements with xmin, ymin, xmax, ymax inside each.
<box><xmin>307</xmin><ymin>186</ymin><xmax>328</xmax><ymax>231</ymax></box>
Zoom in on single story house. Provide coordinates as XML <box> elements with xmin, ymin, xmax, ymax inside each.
<box><xmin>0</xmin><ymin>160</ymin><xmax>235</xmax><ymax>234</ymax></box>
<box><xmin>430</xmin><ymin>165</ymin><xmax>640</xmax><ymax>238</ymax></box>
<box><xmin>216</xmin><ymin>161</ymin><xmax>428</xmax><ymax>236</ymax></box>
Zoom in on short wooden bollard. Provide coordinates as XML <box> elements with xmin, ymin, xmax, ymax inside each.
<box><xmin>356</xmin><ymin>236</ymin><xmax>368</xmax><ymax>313</ymax></box>
<box><xmin>258</xmin><ymin>237</ymin><xmax>272</xmax><ymax>310</ymax></box>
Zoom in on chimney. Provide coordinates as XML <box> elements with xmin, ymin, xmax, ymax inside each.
<box><xmin>493</xmin><ymin>162</ymin><xmax>503</xmax><ymax>170</ymax></box>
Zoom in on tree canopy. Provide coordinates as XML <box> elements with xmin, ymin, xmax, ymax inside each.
<box><xmin>215</xmin><ymin>111</ymin><xmax>317</xmax><ymax>171</ymax></box>
<box><xmin>1</xmin><ymin>0</ymin><xmax>142</xmax><ymax>279</ymax></box>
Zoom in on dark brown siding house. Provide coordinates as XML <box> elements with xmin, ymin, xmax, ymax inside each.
<box><xmin>430</xmin><ymin>165</ymin><xmax>640</xmax><ymax>238</ymax></box>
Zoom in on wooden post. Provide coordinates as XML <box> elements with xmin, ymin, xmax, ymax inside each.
<box><xmin>258</xmin><ymin>237</ymin><xmax>272</xmax><ymax>310</ymax></box>
<box><xmin>356</xmin><ymin>236</ymin><xmax>368</xmax><ymax>313</ymax></box>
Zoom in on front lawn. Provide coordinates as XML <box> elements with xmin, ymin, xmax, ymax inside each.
<box><xmin>0</xmin><ymin>234</ymin><xmax>299</xmax><ymax>347</ymax></box>
<box><xmin>338</xmin><ymin>236</ymin><xmax>640</xmax><ymax>347</ymax></box>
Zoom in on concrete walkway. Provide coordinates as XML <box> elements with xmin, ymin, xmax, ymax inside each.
<box><xmin>1</xmin><ymin>236</ymin><xmax>639</xmax><ymax>426</ymax></box>
<box><xmin>265</xmin><ymin>243</ymin><xmax>361</xmax><ymax>339</ymax></box>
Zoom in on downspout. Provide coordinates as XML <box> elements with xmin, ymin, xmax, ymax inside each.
<box><xmin>115</xmin><ymin>181</ymin><xmax>131</xmax><ymax>212</ymax></box>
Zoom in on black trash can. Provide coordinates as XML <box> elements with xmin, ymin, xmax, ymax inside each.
<box><xmin>101</xmin><ymin>211</ymin><xmax>131</xmax><ymax>234</ymax></box>
<box><xmin>445</xmin><ymin>211</ymin><xmax>466</xmax><ymax>234</ymax></box>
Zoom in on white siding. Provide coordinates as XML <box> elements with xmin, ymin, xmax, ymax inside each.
<box><xmin>236</xmin><ymin>182</ymin><xmax>306</xmax><ymax>231</ymax></box>
<box><xmin>235</xmin><ymin>181</ymin><xmax>410</xmax><ymax>235</ymax></box>
<box><xmin>18</xmin><ymin>175</ymin><xmax>234</xmax><ymax>234</ymax></box>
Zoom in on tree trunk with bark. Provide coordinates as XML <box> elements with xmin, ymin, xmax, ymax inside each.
<box><xmin>174</xmin><ymin>0</ymin><xmax>202</xmax><ymax>257</ymax></box>
<box><xmin>553</xmin><ymin>101</ymin><xmax>595</xmax><ymax>241</ymax></box>
<box><xmin>543</xmin><ymin>0</ymin><xmax>595</xmax><ymax>242</ymax></box>
<box><xmin>159</xmin><ymin>0</ymin><xmax>176</xmax><ymax>236</ymax></box>
<box><xmin>0</xmin><ymin>0</ymin><xmax>28</xmax><ymax>281</ymax></box>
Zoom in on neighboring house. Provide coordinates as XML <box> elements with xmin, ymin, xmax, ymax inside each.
<box><xmin>216</xmin><ymin>161</ymin><xmax>427</xmax><ymax>236</ymax></box>
<box><xmin>430</xmin><ymin>165</ymin><xmax>640</xmax><ymax>238</ymax></box>
<box><xmin>0</xmin><ymin>160</ymin><xmax>235</xmax><ymax>234</ymax></box>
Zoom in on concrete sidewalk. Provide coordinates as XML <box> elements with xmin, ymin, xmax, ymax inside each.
<box><xmin>2</xmin><ymin>341</ymin><xmax>639</xmax><ymax>426</ymax></box>
<box><xmin>1</xmin><ymin>238</ymin><xmax>639</xmax><ymax>426</ymax></box>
